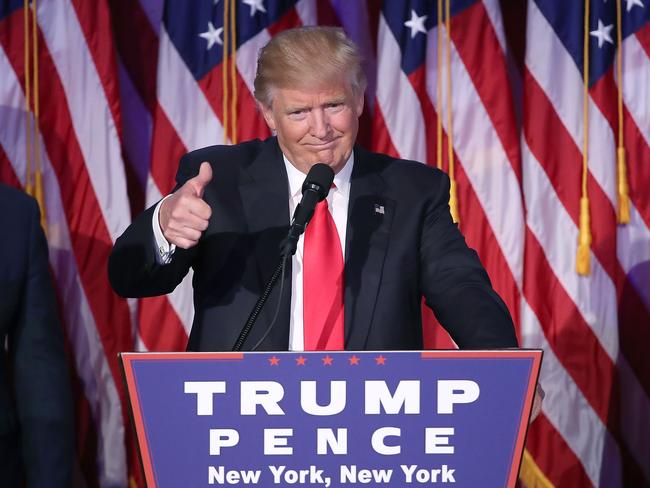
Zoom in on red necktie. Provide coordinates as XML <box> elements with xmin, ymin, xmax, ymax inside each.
<box><xmin>303</xmin><ymin>199</ymin><xmax>344</xmax><ymax>350</ymax></box>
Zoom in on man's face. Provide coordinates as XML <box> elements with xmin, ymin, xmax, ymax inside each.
<box><xmin>260</xmin><ymin>82</ymin><xmax>364</xmax><ymax>174</ymax></box>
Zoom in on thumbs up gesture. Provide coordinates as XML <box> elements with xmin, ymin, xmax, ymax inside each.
<box><xmin>159</xmin><ymin>162</ymin><xmax>213</xmax><ymax>249</ymax></box>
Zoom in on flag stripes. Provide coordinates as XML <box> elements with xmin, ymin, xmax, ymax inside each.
<box><xmin>1</xmin><ymin>1</ymin><xmax>648</xmax><ymax>486</ymax></box>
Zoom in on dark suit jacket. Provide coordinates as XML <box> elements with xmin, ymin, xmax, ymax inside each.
<box><xmin>0</xmin><ymin>185</ymin><xmax>74</xmax><ymax>487</ymax></box>
<box><xmin>109</xmin><ymin>137</ymin><xmax>517</xmax><ymax>351</ymax></box>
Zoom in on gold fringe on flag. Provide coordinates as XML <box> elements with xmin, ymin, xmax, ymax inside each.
<box><xmin>615</xmin><ymin>0</ymin><xmax>630</xmax><ymax>224</ymax></box>
<box><xmin>518</xmin><ymin>449</ymin><xmax>555</xmax><ymax>488</ymax></box>
<box><xmin>577</xmin><ymin>0</ymin><xmax>592</xmax><ymax>276</ymax></box>
<box><xmin>445</xmin><ymin>0</ymin><xmax>459</xmax><ymax>224</ymax></box>
<box><xmin>24</xmin><ymin>0</ymin><xmax>46</xmax><ymax>230</ymax></box>
<box><xmin>222</xmin><ymin>0</ymin><xmax>238</xmax><ymax>144</ymax></box>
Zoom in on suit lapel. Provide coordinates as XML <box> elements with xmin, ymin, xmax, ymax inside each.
<box><xmin>239</xmin><ymin>138</ymin><xmax>292</xmax><ymax>349</ymax></box>
<box><xmin>344</xmin><ymin>147</ymin><xmax>394</xmax><ymax>349</ymax></box>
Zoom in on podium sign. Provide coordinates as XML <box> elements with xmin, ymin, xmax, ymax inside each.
<box><xmin>121</xmin><ymin>350</ymin><xmax>541</xmax><ymax>487</ymax></box>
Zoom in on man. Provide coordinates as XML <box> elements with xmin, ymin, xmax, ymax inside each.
<box><xmin>109</xmin><ymin>26</ymin><xmax>518</xmax><ymax>352</ymax></box>
<box><xmin>0</xmin><ymin>184</ymin><xmax>74</xmax><ymax>486</ymax></box>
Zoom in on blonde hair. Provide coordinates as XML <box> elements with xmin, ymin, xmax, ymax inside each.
<box><xmin>254</xmin><ymin>26</ymin><xmax>366</xmax><ymax>107</ymax></box>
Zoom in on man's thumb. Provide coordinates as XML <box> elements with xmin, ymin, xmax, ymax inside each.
<box><xmin>189</xmin><ymin>162</ymin><xmax>213</xmax><ymax>196</ymax></box>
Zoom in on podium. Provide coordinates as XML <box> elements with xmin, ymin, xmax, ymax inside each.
<box><xmin>121</xmin><ymin>350</ymin><xmax>541</xmax><ymax>487</ymax></box>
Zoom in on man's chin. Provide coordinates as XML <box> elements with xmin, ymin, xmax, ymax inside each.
<box><xmin>315</xmin><ymin>147</ymin><xmax>346</xmax><ymax>165</ymax></box>
<box><xmin>298</xmin><ymin>148</ymin><xmax>348</xmax><ymax>173</ymax></box>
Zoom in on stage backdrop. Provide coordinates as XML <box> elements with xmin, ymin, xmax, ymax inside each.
<box><xmin>0</xmin><ymin>1</ymin><xmax>648</xmax><ymax>487</ymax></box>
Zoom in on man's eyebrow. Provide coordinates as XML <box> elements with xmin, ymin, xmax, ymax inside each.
<box><xmin>283</xmin><ymin>97</ymin><xmax>346</xmax><ymax>113</ymax></box>
<box><xmin>284</xmin><ymin>105</ymin><xmax>309</xmax><ymax>113</ymax></box>
<box><xmin>324</xmin><ymin>97</ymin><xmax>346</xmax><ymax>104</ymax></box>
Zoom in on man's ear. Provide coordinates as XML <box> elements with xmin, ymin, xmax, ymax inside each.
<box><xmin>258</xmin><ymin>101</ymin><xmax>276</xmax><ymax>131</ymax></box>
<box><xmin>354</xmin><ymin>93</ymin><xmax>365</xmax><ymax>117</ymax></box>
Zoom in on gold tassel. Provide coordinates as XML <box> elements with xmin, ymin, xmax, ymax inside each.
<box><xmin>24</xmin><ymin>0</ymin><xmax>46</xmax><ymax>231</ymax></box>
<box><xmin>576</xmin><ymin>196</ymin><xmax>592</xmax><ymax>275</ymax></box>
<box><xmin>449</xmin><ymin>178</ymin><xmax>459</xmax><ymax>224</ymax></box>
<box><xmin>615</xmin><ymin>1</ymin><xmax>629</xmax><ymax>225</ymax></box>
<box><xmin>34</xmin><ymin>170</ymin><xmax>46</xmax><ymax>230</ymax></box>
<box><xmin>31</xmin><ymin>0</ymin><xmax>46</xmax><ymax>231</ymax></box>
<box><xmin>24</xmin><ymin>0</ymin><xmax>33</xmax><ymax>196</ymax></box>
<box><xmin>577</xmin><ymin>0</ymin><xmax>591</xmax><ymax>276</ymax></box>
<box><xmin>617</xmin><ymin>147</ymin><xmax>630</xmax><ymax>224</ymax></box>
<box><xmin>519</xmin><ymin>449</ymin><xmax>555</xmax><ymax>488</ymax></box>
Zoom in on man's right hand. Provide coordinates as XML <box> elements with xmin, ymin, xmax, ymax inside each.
<box><xmin>159</xmin><ymin>161</ymin><xmax>213</xmax><ymax>249</ymax></box>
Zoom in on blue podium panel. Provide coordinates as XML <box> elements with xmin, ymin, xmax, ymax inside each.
<box><xmin>121</xmin><ymin>350</ymin><xmax>541</xmax><ymax>488</ymax></box>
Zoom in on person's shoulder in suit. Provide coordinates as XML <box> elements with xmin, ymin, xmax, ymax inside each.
<box><xmin>0</xmin><ymin>183</ymin><xmax>39</xmax><ymax>230</ymax></box>
<box><xmin>354</xmin><ymin>145</ymin><xmax>449</xmax><ymax>198</ymax></box>
<box><xmin>176</xmin><ymin>137</ymin><xmax>276</xmax><ymax>183</ymax></box>
<box><xmin>0</xmin><ymin>184</ymin><xmax>44</xmax><ymax>276</ymax></box>
<box><xmin>0</xmin><ymin>183</ymin><xmax>74</xmax><ymax>487</ymax></box>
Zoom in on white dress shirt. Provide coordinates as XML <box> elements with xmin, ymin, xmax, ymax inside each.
<box><xmin>152</xmin><ymin>153</ymin><xmax>353</xmax><ymax>351</ymax></box>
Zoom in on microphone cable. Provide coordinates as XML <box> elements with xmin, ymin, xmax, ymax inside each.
<box><xmin>250</xmin><ymin>253</ymin><xmax>288</xmax><ymax>351</ymax></box>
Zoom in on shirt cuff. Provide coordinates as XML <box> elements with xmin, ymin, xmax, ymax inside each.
<box><xmin>152</xmin><ymin>195</ymin><xmax>176</xmax><ymax>265</ymax></box>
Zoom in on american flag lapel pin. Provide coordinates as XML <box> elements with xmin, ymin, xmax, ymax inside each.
<box><xmin>374</xmin><ymin>203</ymin><xmax>385</xmax><ymax>215</ymax></box>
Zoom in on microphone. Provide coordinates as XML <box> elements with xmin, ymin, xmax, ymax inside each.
<box><xmin>280</xmin><ymin>163</ymin><xmax>334</xmax><ymax>258</ymax></box>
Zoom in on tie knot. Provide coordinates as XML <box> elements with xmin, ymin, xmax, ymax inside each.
<box><xmin>315</xmin><ymin>199</ymin><xmax>329</xmax><ymax>212</ymax></box>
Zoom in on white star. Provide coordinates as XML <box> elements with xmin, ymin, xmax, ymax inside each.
<box><xmin>242</xmin><ymin>0</ymin><xmax>266</xmax><ymax>16</ymax></box>
<box><xmin>199</xmin><ymin>21</ymin><xmax>223</xmax><ymax>50</ymax></box>
<box><xmin>404</xmin><ymin>9</ymin><xmax>428</xmax><ymax>39</ymax></box>
<box><xmin>626</xmin><ymin>0</ymin><xmax>644</xmax><ymax>12</ymax></box>
<box><xmin>590</xmin><ymin>19</ymin><xmax>614</xmax><ymax>48</ymax></box>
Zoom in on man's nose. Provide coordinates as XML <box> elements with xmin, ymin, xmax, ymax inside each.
<box><xmin>310</xmin><ymin>110</ymin><xmax>331</xmax><ymax>139</ymax></box>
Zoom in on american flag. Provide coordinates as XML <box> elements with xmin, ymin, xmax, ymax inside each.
<box><xmin>522</xmin><ymin>1</ymin><xmax>650</xmax><ymax>487</ymax></box>
<box><xmin>0</xmin><ymin>0</ymin><xmax>648</xmax><ymax>487</ymax></box>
